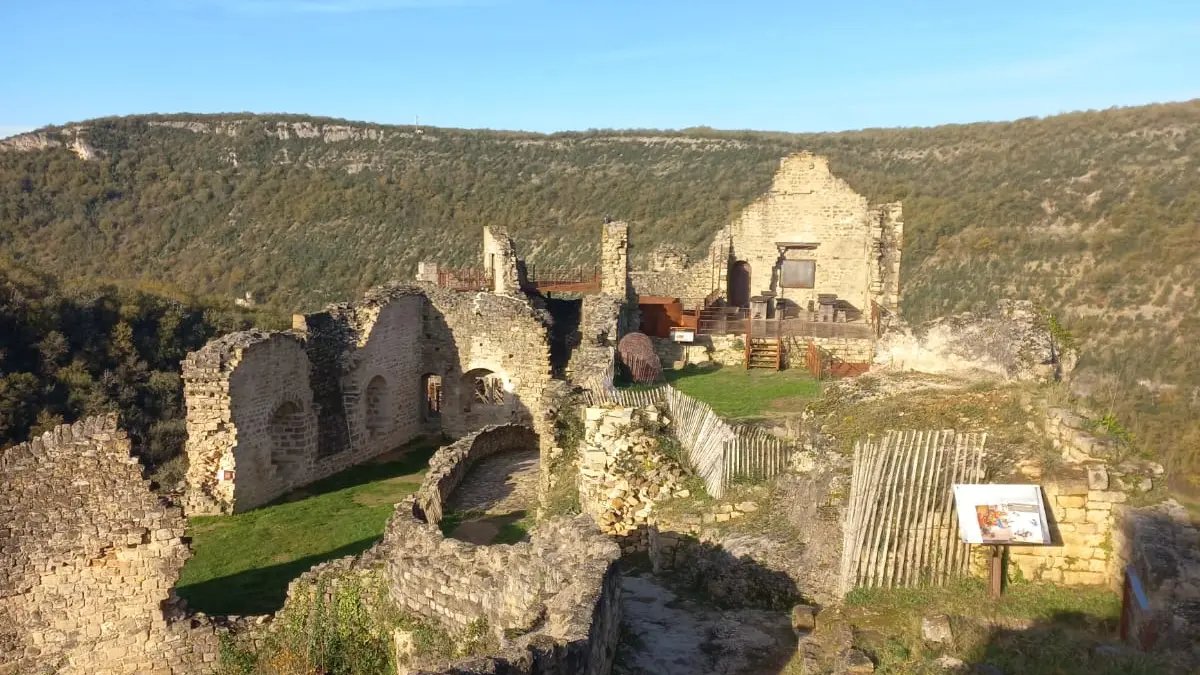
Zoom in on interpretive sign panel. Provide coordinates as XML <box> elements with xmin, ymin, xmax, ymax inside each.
<box><xmin>952</xmin><ymin>484</ymin><xmax>1050</xmax><ymax>545</ymax></box>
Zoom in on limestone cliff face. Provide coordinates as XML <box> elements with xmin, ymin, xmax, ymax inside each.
<box><xmin>874</xmin><ymin>300</ymin><xmax>1076</xmax><ymax>382</ymax></box>
<box><xmin>0</xmin><ymin>126</ymin><xmax>100</xmax><ymax>160</ymax></box>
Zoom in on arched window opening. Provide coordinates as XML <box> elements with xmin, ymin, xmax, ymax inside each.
<box><xmin>461</xmin><ymin>368</ymin><xmax>506</xmax><ymax>412</ymax></box>
<box><xmin>365</xmin><ymin>375</ymin><xmax>392</xmax><ymax>438</ymax></box>
<box><xmin>269</xmin><ymin>401</ymin><xmax>308</xmax><ymax>485</ymax></box>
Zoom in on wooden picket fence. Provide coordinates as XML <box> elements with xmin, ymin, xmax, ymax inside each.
<box><xmin>662</xmin><ymin>385</ymin><xmax>793</xmax><ymax>498</ymax></box>
<box><xmin>838</xmin><ymin>429</ymin><xmax>987</xmax><ymax>594</ymax></box>
<box><xmin>724</xmin><ymin>425</ymin><xmax>793</xmax><ymax>483</ymax></box>
<box><xmin>582</xmin><ymin>386</ymin><xmax>666</xmax><ymax>408</ymax></box>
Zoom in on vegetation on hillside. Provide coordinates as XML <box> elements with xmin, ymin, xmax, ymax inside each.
<box><xmin>0</xmin><ymin>259</ymin><xmax>282</xmax><ymax>480</ymax></box>
<box><xmin>2</xmin><ymin>102</ymin><xmax>1198</xmax><ymax>476</ymax></box>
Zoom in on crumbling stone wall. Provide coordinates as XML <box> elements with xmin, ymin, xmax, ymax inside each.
<box><xmin>629</xmin><ymin>153</ymin><xmax>903</xmax><ymax>316</ymax></box>
<box><xmin>413</xmin><ymin>424</ymin><xmax>538</xmax><ymax>524</ymax></box>
<box><xmin>184</xmin><ymin>330</ymin><xmax>318</xmax><ymax>513</ymax></box>
<box><xmin>599</xmin><ymin>221</ymin><xmax>630</xmax><ymax>299</ymax></box>
<box><xmin>183</xmin><ymin>283</ymin><xmax>553</xmax><ymax>514</ymax></box>
<box><xmin>577</xmin><ymin>406</ymin><xmax>687</xmax><ymax>553</ymax></box>
<box><xmin>567</xmin><ymin>294</ymin><xmax>623</xmax><ymax>388</ymax></box>
<box><xmin>419</xmin><ymin>286</ymin><xmax>553</xmax><ymax>441</ymax></box>
<box><xmin>382</xmin><ymin>426</ymin><xmax>622</xmax><ymax>673</ymax></box>
<box><xmin>1111</xmin><ymin>501</ymin><xmax>1200</xmax><ymax>650</ymax></box>
<box><xmin>1005</xmin><ymin>407</ymin><xmax>1161</xmax><ymax>587</ymax></box>
<box><xmin>0</xmin><ymin>416</ymin><xmax>218</xmax><ymax>675</ymax></box>
<box><xmin>482</xmin><ymin>226</ymin><xmax>522</xmax><ymax>295</ymax></box>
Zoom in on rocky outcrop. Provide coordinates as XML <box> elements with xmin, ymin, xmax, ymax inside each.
<box><xmin>874</xmin><ymin>300</ymin><xmax>1076</xmax><ymax>382</ymax></box>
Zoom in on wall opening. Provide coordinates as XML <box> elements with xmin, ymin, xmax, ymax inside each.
<box><xmin>729</xmin><ymin>260</ymin><xmax>751</xmax><ymax>308</ymax></box>
<box><xmin>544</xmin><ymin>296</ymin><xmax>583</xmax><ymax>378</ymax></box>
<box><xmin>422</xmin><ymin>374</ymin><xmax>443</xmax><ymax>422</ymax></box>
<box><xmin>365</xmin><ymin>375</ymin><xmax>392</xmax><ymax>438</ymax></box>
<box><xmin>461</xmin><ymin>368</ymin><xmax>505</xmax><ymax>412</ymax></box>
<box><xmin>269</xmin><ymin>401</ymin><xmax>308</xmax><ymax>485</ymax></box>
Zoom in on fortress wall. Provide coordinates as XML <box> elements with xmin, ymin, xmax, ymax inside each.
<box><xmin>182</xmin><ymin>284</ymin><xmax>553</xmax><ymax>515</ymax></box>
<box><xmin>630</xmin><ymin>153</ymin><xmax>902</xmax><ymax>319</ymax></box>
<box><xmin>0</xmin><ymin>416</ymin><xmax>219</xmax><ymax>675</ymax></box>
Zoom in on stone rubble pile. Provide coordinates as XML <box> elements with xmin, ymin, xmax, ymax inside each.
<box><xmin>579</xmin><ymin>405</ymin><xmax>690</xmax><ymax>547</ymax></box>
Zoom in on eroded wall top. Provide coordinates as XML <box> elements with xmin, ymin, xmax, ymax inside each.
<box><xmin>0</xmin><ymin>415</ymin><xmax>218</xmax><ymax>675</ymax></box>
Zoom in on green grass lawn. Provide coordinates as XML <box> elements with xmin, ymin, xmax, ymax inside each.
<box><xmin>659</xmin><ymin>365</ymin><xmax>821</xmax><ymax>419</ymax></box>
<box><xmin>176</xmin><ymin>437</ymin><xmax>440</xmax><ymax>616</ymax></box>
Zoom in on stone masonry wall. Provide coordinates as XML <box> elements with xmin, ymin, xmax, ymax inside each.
<box><xmin>577</xmin><ymin>406</ymin><xmax>687</xmax><ymax>553</ymax></box>
<box><xmin>0</xmin><ymin>416</ymin><xmax>219</xmax><ymax>675</ymax></box>
<box><xmin>1005</xmin><ymin>407</ymin><xmax>1160</xmax><ymax>587</ymax></box>
<box><xmin>1110</xmin><ymin>501</ymin><xmax>1200</xmax><ymax>650</ymax></box>
<box><xmin>183</xmin><ymin>283</ymin><xmax>553</xmax><ymax>514</ymax></box>
<box><xmin>629</xmin><ymin>153</ymin><xmax>903</xmax><ymax>317</ymax></box>
<box><xmin>651</xmin><ymin>333</ymin><xmax>873</xmax><ymax>371</ymax></box>
<box><xmin>413</xmin><ymin>424</ymin><xmax>538</xmax><ymax>525</ymax></box>
<box><xmin>380</xmin><ymin>426</ymin><xmax>622</xmax><ymax>674</ymax></box>
<box><xmin>599</xmin><ymin>221</ymin><xmax>630</xmax><ymax>299</ymax></box>
<box><xmin>183</xmin><ymin>331</ymin><xmax>318</xmax><ymax>513</ymax></box>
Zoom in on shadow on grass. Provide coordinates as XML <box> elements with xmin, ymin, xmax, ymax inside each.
<box><xmin>268</xmin><ymin>436</ymin><xmax>443</xmax><ymax>505</ymax></box>
<box><xmin>177</xmin><ymin>537</ymin><xmax>379</xmax><ymax>616</ymax></box>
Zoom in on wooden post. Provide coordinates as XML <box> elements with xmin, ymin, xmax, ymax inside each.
<box><xmin>989</xmin><ymin>545</ymin><xmax>1005</xmax><ymax>599</ymax></box>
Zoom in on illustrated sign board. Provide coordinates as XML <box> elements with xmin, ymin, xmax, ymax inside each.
<box><xmin>952</xmin><ymin>484</ymin><xmax>1051</xmax><ymax>545</ymax></box>
<box><xmin>670</xmin><ymin>328</ymin><xmax>695</xmax><ymax>343</ymax></box>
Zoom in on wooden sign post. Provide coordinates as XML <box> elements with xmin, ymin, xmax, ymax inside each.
<box><xmin>988</xmin><ymin>545</ymin><xmax>1006</xmax><ymax>599</ymax></box>
<box><xmin>953</xmin><ymin>484</ymin><xmax>1051</xmax><ymax>601</ymax></box>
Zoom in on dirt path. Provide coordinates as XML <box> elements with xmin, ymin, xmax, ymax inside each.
<box><xmin>615</xmin><ymin>574</ymin><xmax>796</xmax><ymax>675</ymax></box>
<box><xmin>443</xmin><ymin>448</ymin><xmax>539</xmax><ymax>545</ymax></box>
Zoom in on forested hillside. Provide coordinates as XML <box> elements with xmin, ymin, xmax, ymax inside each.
<box><xmin>0</xmin><ymin>260</ymin><xmax>282</xmax><ymax>482</ymax></box>
<box><xmin>1</xmin><ymin>103</ymin><xmax>1198</xmax><ymax>477</ymax></box>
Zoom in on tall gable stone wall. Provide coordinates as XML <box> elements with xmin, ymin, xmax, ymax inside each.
<box><xmin>0</xmin><ymin>416</ymin><xmax>218</xmax><ymax>675</ymax></box>
<box><xmin>630</xmin><ymin>153</ymin><xmax>903</xmax><ymax>317</ymax></box>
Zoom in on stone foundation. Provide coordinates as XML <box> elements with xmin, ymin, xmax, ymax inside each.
<box><xmin>0</xmin><ymin>416</ymin><xmax>219</xmax><ymax>675</ymax></box>
<box><xmin>384</xmin><ymin>426</ymin><xmax>622</xmax><ymax>673</ymax></box>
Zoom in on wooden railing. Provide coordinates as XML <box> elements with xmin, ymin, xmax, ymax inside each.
<box><xmin>525</xmin><ymin>264</ymin><xmax>600</xmax><ymax>292</ymax></box>
<box><xmin>436</xmin><ymin>267</ymin><xmax>489</xmax><ymax>291</ymax></box>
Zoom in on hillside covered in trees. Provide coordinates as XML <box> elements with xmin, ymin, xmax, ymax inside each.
<box><xmin>1</xmin><ymin>103</ymin><xmax>1198</xmax><ymax>478</ymax></box>
<box><xmin>0</xmin><ymin>260</ymin><xmax>281</xmax><ymax>483</ymax></box>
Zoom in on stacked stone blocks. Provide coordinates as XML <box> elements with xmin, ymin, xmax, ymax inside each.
<box><xmin>0</xmin><ymin>415</ymin><xmax>218</xmax><ymax>675</ymax></box>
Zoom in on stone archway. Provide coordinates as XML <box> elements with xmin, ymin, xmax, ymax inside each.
<box><xmin>460</xmin><ymin>368</ymin><xmax>505</xmax><ymax>412</ymax></box>
<box><xmin>269</xmin><ymin>401</ymin><xmax>309</xmax><ymax>486</ymax></box>
<box><xmin>364</xmin><ymin>375</ymin><xmax>392</xmax><ymax>438</ymax></box>
<box><xmin>729</xmin><ymin>260</ymin><xmax>751</xmax><ymax>308</ymax></box>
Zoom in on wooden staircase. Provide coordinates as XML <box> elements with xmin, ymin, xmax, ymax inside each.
<box><xmin>744</xmin><ymin>318</ymin><xmax>783</xmax><ymax>370</ymax></box>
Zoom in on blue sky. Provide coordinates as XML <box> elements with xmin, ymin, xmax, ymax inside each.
<box><xmin>2</xmin><ymin>0</ymin><xmax>1198</xmax><ymax>136</ymax></box>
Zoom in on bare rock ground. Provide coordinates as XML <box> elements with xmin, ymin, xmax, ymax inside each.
<box><xmin>615</xmin><ymin>574</ymin><xmax>796</xmax><ymax>675</ymax></box>
<box><xmin>444</xmin><ymin>448</ymin><xmax>539</xmax><ymax>544</ymax></box>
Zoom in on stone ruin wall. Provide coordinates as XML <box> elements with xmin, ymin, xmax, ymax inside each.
<box><xmin>652</xmin><ymin>333</ymin><xmax>875</xmax><ymax>370</ymax></box>
<box><xmin>1004</xmin><ymin>407</ymin><xmax>1162</xmax><ymax>587</ymax></box>
<box><xmin>0</xmin><ymin>415</ymin><xmax>219</xmax><ymax>675</ymax></box>
<box><xmin>413</xmin><ymin>424</ymin><xmax>538</xmax><ymax>525</ymax></box>
<box><xmin>183</xmin><ymin>283</ymin><xmax>553</xmax><ymax>514</ymax></box>
<box><xmin>629</xmin><ymin>153</ymin><xmax>902</xmax><ymax>316</ymax></box>
<box><xmin>383</xmin><ymin>426</ymin><xmax>622</xmax><ymax>674</ymax></box>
